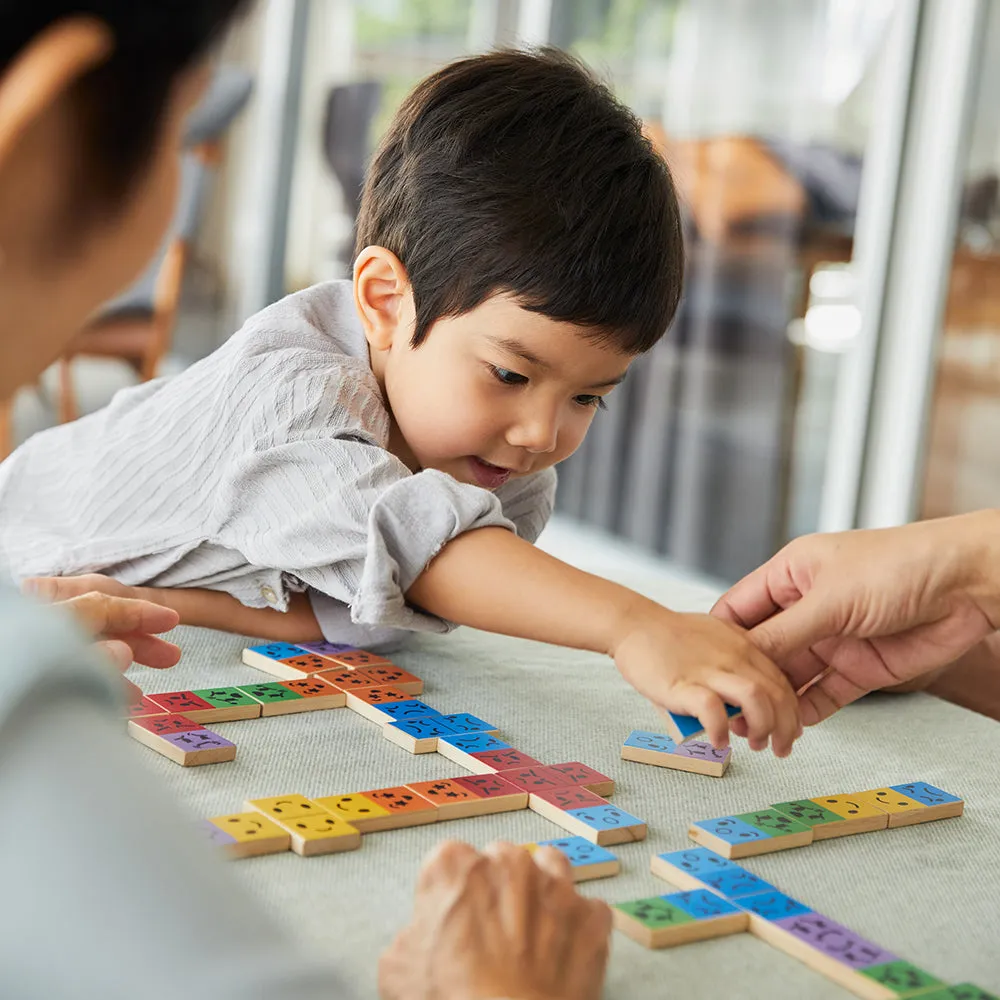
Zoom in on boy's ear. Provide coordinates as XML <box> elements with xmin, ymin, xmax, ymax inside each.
<box><xmin>353</xmin><ymin>246</ymin><xmax>413</xmax><ymax>351</ymax></box>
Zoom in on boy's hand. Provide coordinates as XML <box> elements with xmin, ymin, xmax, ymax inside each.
<box><xmin>24</xmin><ymin>572</ymin><xmax>141</xmax><ymax>604</ymax></box>
<box><xmin>611</xmin><ymin>603</ymin><xmax>801</xmax><ymax>756</ymax></box>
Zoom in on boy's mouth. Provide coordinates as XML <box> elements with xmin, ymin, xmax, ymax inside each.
<box><xmin>468</xmin><ymin>457</ymin><xmax>512</xmax><ymax>489</ymax></box>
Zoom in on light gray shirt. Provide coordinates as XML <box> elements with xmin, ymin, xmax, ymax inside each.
<box><xmin>0</xmin><ymin>282</ymin><xmax>555</xmax><ymax>645</ymax></box>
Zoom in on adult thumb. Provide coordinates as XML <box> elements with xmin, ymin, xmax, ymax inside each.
<box><xmin>748</xmin><ymin>592</ymin><xmax>835</xmax><ymax>662</ymax></box>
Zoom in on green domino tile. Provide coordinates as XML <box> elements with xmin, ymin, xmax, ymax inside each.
<box><xmin>236</xmin><ymin>682</ymin><xmax>304</xmax><ymax>704</ymax></box>
<box><xmin>859</xmin><ymin>961</ymin><xmax>946</xmax><ymax>996</ymax></box>
<box><xmin>770</xmin><ymin>799</ymin><xmax>844</xmax><ymax>828</ymax></box>
<box><xmin>917</xmin><ymin>987</ymin><xmax>1000</xmax><ymax>1000</ymax></box>
<box><xmin>613</xmin><ymin>897</ymin><xmax>695</xmax><ymax>929</ymax></box>
<box><xmin>733</xmin><ymin>809</ymin><xmax>813</xmax><ymax>836</ymax></box>
<box><xmin>191</xmin><ymin>687</ymin><xmax>261</xmax><ymax>708</ymax></box>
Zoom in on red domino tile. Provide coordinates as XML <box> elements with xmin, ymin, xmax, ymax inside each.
<box><xmin>528</xmin><ymin>786</ymin><xmax>609</xmax><ymax>811</ymax></box>
<box><xmin>494</xmin><ymin>766</ymin><xmax>569</xmax><ymax>792</ymax></box>
<box><xmin>125</xmin><ymin>696</ymin><xmax>167</xmax><ymax>719</ymax></box>
<box><xmin>546</xmin><ymin>762</ymin><xmax>614</xmax><ymax>791</ymax></box>
<box><xmin>312</xmin><ymin>668</ymin><xmax>381</xmax><ymax>690</ymax></box>
<box><xmin>129</xmin><ymin>713</ymin><xmax>203</xmax><ymax>735</ymax></box>
<box><xmin>452</xmin><ymin>774</ymin><xmax>525</xmax><ymax>799</ymax></box>
<box><xmin>469</xmin><ymin>749</ymin><xmax>544</xmax><ymax>772</ymax></box>
<box><xmin>147</xmin><ymin>690</ymin><xmax>215</xmax><ymax>714</ymax></box>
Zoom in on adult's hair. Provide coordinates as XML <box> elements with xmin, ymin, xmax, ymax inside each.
<box><xmin>357</xmin><ymin>47</ymin><xmax>684</xmax><ymax>353</ymax></box>
<box><xmin>1</xmin><ymin>2</ymin><xmax>246</xmax><ymax>217</ymax></box>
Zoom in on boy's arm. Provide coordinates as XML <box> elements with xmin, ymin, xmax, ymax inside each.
<box><xmin>406</xmin><ymin>527</ymin><xmax>802</xmax><ymax>756</ymax></box>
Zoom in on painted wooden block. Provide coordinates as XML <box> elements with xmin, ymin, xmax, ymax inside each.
<box><xmin>434</xmin><ymin>713</ymin><xmax>499</xmax><ymax>736</ymax></box>
<box><xmin>312</xmin><ymin>792</ymin><xmax>395</xmax><ymax>833</ymax></box>
<box><xmin>529</xmin><ymin>786</ymin><xmax>609</xmax><ymax>812</ymax></box>
<box><xmin>859</xmin><ymin>960</ymin><xmax>946</xmax><ymax>996</ymax></box>
<box><xmin>244</xmin><ymin>794</ymin><xmax>328</xmax><ymax>821</ymax></box>
<box><xmin>383</xmin><ymin>716</ymin><xmax>458</xmax><ymax>754</ymax></box>
<box><xmin>274</xmin><ymin>653</ymin><xmax>331</xmax><ymax>678</ymax></box>
<box><xmin>374</xmin><ymin>698</ymin><xmax>442</xmax><ymax>722</ymax></box>
<box><xmin>918</xmin><ymin>986</ymin><xmax>1000</xmax><ymax>1000</ymax></box>
<box><xmin>205</xmin><ymin>812</ymin><xmax>291</xmax><ymax>858</ymax></box>
<box><xmin>404</xmin><ymin>779</ymin><xmax>491</xmax><ymax>820</ymax></box>
<box><xmin>186</xmin><ymin>686</ymin><xmax>263</xmax><ymax>722</ymax></box>
<box><xmin>125</xmin><ymin>696</ymin><xmax>167</xmax><ymax>719</ymax></box>
<box><xmin>532</xmin><ymin>836</ymin><xmax>620</xmax><ymax>882</ymax></box>
<box><xmin>450</xmin><ymin>774</ymin><xmax>529</xmax><ymax>814</ymax></box>
<box><xmin>851</xmin><ymin>788</ymin><xmax>931</xmax><ymax>828</ymax></box>
<box><xmin>469</xmin><ymin>749</ymin><xmax>545</xmax><ymax>774</ymax></box>
<box><xmin>494</xmin><ymin>765</ymin><xmax>570</xmax><ymax>792</ymax></box>
<box><xmin>808</xmin><ymin>794</ymin><xmax>891</xmax><ymax>836</ymax></box>
<box><xmin>560</xmin><ymin>802</ymin><xmax>648</xmax><ymax>846</ymax></box>
<box><xmin>269</xmin><ymin>812</ymin><xmax>362</xmax><ymax>856</ymax></box>
<box><xmin>435</xmin><ymin>732</ymin><xmax>514</xmax><ymax>771</ymax></box>
<box><xmin>295</xmin><ymin>640</ymin><xmax>358</xmax><ymax>657</ymax></box>
<box><xmin>356</xmin><ymin>786</ymin><xmax>439</xmax><ymax>829</ymax></box>
<box><xmin>241</xmin><ymin>643</ymin><xmax>324</xmax><ymax>680</ymax></box>
<box><xmin>545</xmin><ymin>762</ymin><xmax>616</xmax><ymax>797</ymax></box>
<box><xmin>771</xmin><ymin>799</ymin><xmax>856</xmax><ymax>840</ymax></box>
<box><xmin>359</xmin><ymin>665</ymin><xmax>423</xmax><ymax>695</ymax></box>
<box><xmin>621</xmin><ymin>730</ymin><xmax>731</xmax><ymax>777</ymax></box>
<box><xmin>650</xmin><ymin>847</ymin><xmax>747</xmax><ymax>892</ymax></box>
<box><xmin>733</xmin><ymin>810</ymin><xmax>814</xmax><ymax>851</ymax></box>
<box><xmin>344</xmin><ymin>686</ymin><xmax>412</xmax><ymax>724</ymax></box>
<box><xmin>667</xmin><ymin>888</ymin><xmax>748</xmax><ymax>922</ymax></box>
<box><xmin>269</xmin><ymin>678</ymin><xmax>346</xmax><ymax>712</ymax></box>
<box><xmin>888</xmin><ymin>782</ymin><xmax>964</xmax><ymax>823</ymax></box>
<box><xmin>236</xmin><ymin>682</ymin><xmax>305</xmax><ymax>717</ymax></box>
<box><xmin>613</xmin><ymin>892</ymin><xmax>746</xmax><ymax>949</ymax></box>
<box><xmin>689</xmin><ymin>812</ymin><xmax>812</xmax><ymax>859</ymax></box>
<box><xmin>737</xmin><ymin>889</ymin><xmax>813</xmax><ymax>923</ymax></box>
<box><xmin>128</xmin><ymin>713</ymin><xmax>202</xmax><ymax>736</ymax></box>
<box><xmin>660</xmin><ymin>702</ymin><xmax>742</xmax><ymax>744</ymax></box>
<box><xmin>146</xmin><ymin>690</ymin><xmax>216</xmax><ymax>716</ymax></box>
<box><xmin>323</xmin><ymin>649</ymin><xmax>393</xmax><ymax>669</ymax></box>
<box><xmin>128</xmin><ymin>720</ymin><xmax>236</xmax><ymax>765</ymax></box>
<box><xmin>770</xmin><ymin>912</ymin><xmax>898</xmax><ymax>970</ymax></box>
<box><xmin>311</xmin><ymin>667</ymin><xmax>382</xmax><ymax>690</ymax></box>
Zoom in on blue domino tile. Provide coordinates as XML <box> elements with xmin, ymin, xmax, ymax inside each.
<box><xmin>889</xmin><ymin>782</ymin><xmax>962</xmax><ymax>806</ymax></box>
<box><xmin>623</xmin><ymin>730</ymin><xmax>679</xmax><ymax>753</ymax></box>
<box><xmin>565</xmin><ymin>804</ymin><xmax>645</xmax><ymax>831</ymax></box>
<box><xmin>439</xmin><ymin>732</ymin><xmax>512</xmax><ymax>753</ymax></box>
<box><xmin>700</xmin><ymin>867</ymin><xmax>779</xmax><ymax>900</ymax></box>
<box><xmin>693</xmin><ymin>816</ymin><xmax>772</xmax><ymax>845</ymax></box>
<box><xmin>387</xmin><ymin>716</ymin><xmax>458</xmax><ymax>739</ymax></box>
<box><xmin>666</xmin><ymin>889</ymin><xmax>744</xmax><ymax>920</ymax></box>
<box><xmin>246</xmin><ymin>642</ymin><xmax>307</xmax><ymax>661</ymax></box>
<box><xmin>656</xmin><ymin>847</ymin><xmax>737</xmax><ymax>877</ymax></box>
<box><xmin>664</xmin><ymin>702</ymin><xmax>742</xmax><ymax>740</ymax></box>
<box><xmin>536</xmin><ymin>836</ymin><xmax>618</xmax><ymax>867</ymax></box>
<box><xmin>436</xmin><ymin>713</ymin><xmax>497</xmax><ymax>734</ymax></box>
<box><xmin>737</xmin><ymin>890</ymin><xmax>813</xmax><ymax>921</ymax></box>
<box><xmin>376</xmin><ymin>699</ymin><xmax>441</xmax><ymax>722</ymax></box>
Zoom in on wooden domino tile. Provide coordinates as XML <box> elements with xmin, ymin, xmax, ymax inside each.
<box><xmin>404</xmin><ymin>779</ymin><xmax>497</xmax><ymax>821</ymax></box>
<box><xmin>344</xmin><ymin>685</ymin><xmax>413</xmax><ymax>723</ymax></box>
<box><xmin>311</xmin><ymin>667</ymin><xmax>383</xmax><ymax>690</ymax></box>
<box><xmin>128</xmin><ymin>713</ymin><xmax>202</xmax><ymax>736</ymax></box>
<box><xmin>125</xmin><ymin>696</ymin><xmax>167</xmax><ymax>719</ymax></box>
<box><xmin>146</xmin><ymin>690</ymin><xmax>216</xmax><ymax>718</ymax></box>
<box><xmin>435</xmin><ymin>732</ymin><xmax>517</xmax><ymax>772</ymax></box>
<box><xmin>236</xmin><ymin>682</ymin><xmax>308</xmax><ymax>716</ymax></box>
<box><xmin>918</xmin><ymin>986</ymin><xmax>999</xmax><ymax>999</ymax></box>
<box><xmin>613</xmin><ymin>890</ymin><xmax>748</xmax><ymax>949</ymax></box>
<box><xmin>495</xmin><ymin>765</ymin><xmax>572</xmax><ymax>793</ymax></box>
<box><xmin>660</xmin><ymin>702</ymin><xmax>742</xmax><ymax>744</ymax></box>
<box><xmin>358</xmin><ymin>665</ymin><xmax>423</xmax><ymax>695</ymax></box>
<box><xmin>373</xmin><ymin>698</ymin><xmax>443</xmax><ymax>723</ymax></box>
<box><xmin>526</xmin><ymin>836</ymin><xmax>621</xmax><ymax>882</ymax></box>
<box><xmin>526</xmin><ymin>788</ymin><xmax>646</xmax><ymax>846</ymax></box>
<box><xmin>383</xmin><ymin>715</ymin><xmax>458</xmax><ymax>753</ymax></box>
<box><xmin>354</xmin><ymin>786</ymin><xmax>439</xmax><ymax>830</ymax></box>
<box><xmin>450</xmin><ymin>774</ymin><xmax>529</xmax><ymax>814</ymax></box>
<box><xmin>545</xmin><ymin>761</ymin><xmax>615</xmax><ymax>797</ymax></box>
<box><xmin>267</xmin><ymin>677</ymin><xmax>346</xmax><ymax>712</ymax></box>
<box><xmin>771</xmin><ymin>798</ymin><xmax>882</xmax><ymax>840</ymax></box>
<box><xmin>621</xmin><ymin>730</ymin><xmax>731</xmax><ymax>778</ymax></box>
<box><xmin>688</xmin><ymin>811</ymin><xmax>813</xmax><ymax>859</ymax></box>
<box><xmin>312</xmin><ymin>792</ymin><xmax>396</xmax><ymax>833</ymax></box>
<box><xmin>850</xmin><ymin>784</ymin><xmax>964</xmax><ymax>828</ymax></box>
<box><xmin>528</xmin><ymin>785</ymin><xmax>610</xmax><ymax>825</ymax></box>
<box><xmin>241</xmin><ymin>643</ymin><xmax>328</xmax><ymax>680</ymax></box>
<box><xmin>128</xmin><ymin>720</ymin><xmax>237</xmax><ymax>766</ymax></box>
<box><xmin>244</xmin><ymin>794</ymin><xmax>328</xmax><ymax>821</ymax></box>
<box><xmin>651</xmin><ymin>847</ymin><xmax>779</xmax><ymax>899</ymax></box>
<box><xmin>805</xmin><ymin>795</ymin><xmax>890</xmax><ymax>836</ymax></box>
<box><xmin>174</xmin><ymin>687</ymin><xmax>263</xmax><ymax>722</ymax></box>
<box><xmin>204</xmin><ymin>812</ymin><xmax>291</xmax><ymax>858</ymax></box>
<box><xmin>433</xmin><ymin>713</ymin><xmax>499</xmax><ymax>736</ymax></box>
<box><xmin>269</xmin><ymin>812</ymin><xmax>362</xmax><ymax>857</ymax></box>
<box><xmin>321</xmin><ymin>649</ymin><xmax>393</xmax><ymax>669</ymax></box>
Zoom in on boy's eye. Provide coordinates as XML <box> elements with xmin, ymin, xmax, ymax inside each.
<box><xmin>489</xmin><ymin>365</ymin><xmax>528</xmax><ymax>386</ymax></box>
<box><xmin>575</xmin><ymin>394</ymin><xmax>607</xmax><ymax>410</ymax></box>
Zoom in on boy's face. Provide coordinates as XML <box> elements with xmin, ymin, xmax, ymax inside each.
<box><xmin>373</xmin><ymin>293</ymin><xmax>633</xmax><ymax>489</ymax></box>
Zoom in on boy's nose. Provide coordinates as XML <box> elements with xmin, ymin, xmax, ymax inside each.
<box><xmin>506</xmin><ymin>414</ymin><xmax>559</xmax><ymax>454</ymax></box>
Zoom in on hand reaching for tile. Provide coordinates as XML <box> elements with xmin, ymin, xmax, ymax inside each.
<box><xmin>379</xmin><ymin>840</ymin><xmax>611</xmax><ymax>1000</ymax></box>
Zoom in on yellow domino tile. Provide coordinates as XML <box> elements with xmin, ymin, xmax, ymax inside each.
<box><xmin>312</xmin><ymin>793</ymin><xmax>395</xmax><ymax>833</ymax></box>
<box><xmin>244</xmin><ymin>794</ymin><xmax>328</xmax><ymax>821</ymax></box>
<box><xmin>809</xmin><ymin>794</ymin><xmax>890</xmax><ymax>834</ymax></box>
<box><xmin>851</xmin><ymin>788</ymin><xmax>927</xmax><ymax>827</ymax></box>
<box><xmin>272</xmin><ymin>813</ymin><xmax>362</xmax><ymax>856</ymax></box>
<box><xmin>207</xmin><ymin>812</ymin><xmax>291</xmax><ymax>858</ymax></box>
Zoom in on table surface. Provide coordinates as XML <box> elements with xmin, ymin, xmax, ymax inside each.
<box><xmin>132</xmin><ymin>522</ymin><xmax>1000</xmax><ymax>999</ymax></box>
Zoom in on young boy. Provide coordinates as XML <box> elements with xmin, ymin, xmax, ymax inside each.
<box><xmin>0</xmin><ymin>49</ymin><xmax>800</xmax><ymax>754</ymax></box>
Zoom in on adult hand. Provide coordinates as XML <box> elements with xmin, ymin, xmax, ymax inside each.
<box><xmin>712</xmin><ymin>511</ymin><xmax>1000</xmax><ymax>725</ymax></box>
<box><xmin>379</xmin><ymin>840</ymin><xmax>611</xmax><ymax>1000</ymax></box>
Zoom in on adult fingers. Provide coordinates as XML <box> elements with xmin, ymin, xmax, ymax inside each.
<box><xmin>59</xmin><ymin>593</ymin><xmax>179</xmax><ymax>639</ymax></box>
<box><xmin>112</xmin><ymin>631</ymin><xmax>182</xmax><ymax>669</ymax></box>
<box><xmin>95</xmin><ymin>639</ymin><xmax>133</xmax><ymax>672</ymax></box>
<box><xmin>749</xmin><ymin>590</ymin><xmax>837</xmax><ymax>665</ymax></box>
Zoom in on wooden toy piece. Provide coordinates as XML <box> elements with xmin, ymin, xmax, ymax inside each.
<box><xmin>545</xmin><ymin>762</ymin><xmax>615</xmax><ymax>797</ymax></box>
<box><xmin>125</xmin><ymin>696</ymin><xmax>167</xmax><ymax>719</ymax></box>
<box><xmin>269</xmin><ymin>812</ymin><xmax>362</xmax><ymax>857</ymax></box>
<box><xmin>621</xmin><ymin>730</ymin><xmax>731</xmax><ymax>778</ymax></box>
<box><xmin>268</xmin><ymin>677</ymin><xmax>346</xmax><ymax>712</ymax></box>
<box><xmin>128</xmin><ymin>720</ymin><xmax>236</xmax><ymax>765</ymax></box>
<box><xmin>205</xmin><ymin>812</ymin><xmax>291</xmax><ymax>859</ymax></box>
<box><xmin>311</xmin><ymin>667</ymin><xmax>382</xmax><ymax>690</ymax></box>
<box><xmin>451</xmin><ymin>774</ymin><xmax>529</xmax><ymax>814</ymax></box>
<box><xmin>807</xmin><ymin>794</ymin><xmax>891</xmax><ymax>836</ymax></box>
<box><xmin>404</xmin><ymin>779</ymin><xmax>499</xmax><ymax>820</ymax></box>
<box><xmin>850</xmin><ymin>788</ymin><xmax>938</xmax><ymax>829</ymax></box>
<box><xmin>241</xmin><ymin>643</ymin><xmax>327</xmax><ymax>680</ymax></box>
<box><xmin>322</xmin><ymin>648</ymin><xmax>393</xmax><ymax>669</ymax></box>
<box><xmin>312</xmin><ymin>792</ymin><xmax>396</xmax><ymax>833</ymax></box>
<box><xmin>127</xmin><ymin>713</ymin><xmax>202</xmax><ymax>737</ymax></box>
<box><xmin>182</xmin><ymin>687</ymin><xmax>263</xmax><ymax>722</ymax></box>
<box><xmin>888</xmin><ymin>782</ymin><xmax>964</xmax><ymax>824</ymax></box>
<box><xmin>469</xmin><ymin>748</ymin><xmax>545</xmax><ymax>773</ymax></box>
<box><xmin>435</xmin><ymin>732</ymin><xmax>516</xmax><ymax>772</ymax></box>
<box><xmin>650</xmin><ymin>848</ymin><xmax>780</xmax><ymax>900</ymax></box>
<box><xmin>689</xmin><ymin>811</ymin><xmax>813</xmax><ymax>859</ymax></box>
<box><xmin>495</xmin><ymin>765</ymin><xmax>573</xmax><ymax>793</ymax></box>
<box><xmin>355</xmin><ymin>786</ymin><xmax>439</xmax><ymax>829</ymax></box>
<box><xmin>918</xmin><ymin>986</ymin><xmax>1000</xmax><ymax>1000</ymax></box>
<box><xmin>772</xmin><ymin>798</ymin><xmax>880</xmax><ymax>841</ymax></box>
<box><xmin>735</xmin><ymin>889</ymin><xmax>813</xmax><ymax>936</ymax></box>
<box><xmin>146</xmin><ymin>690</ymin><xmax>215</xmax><ymax>717</ymax></box>
<box><xmin>375</xmin><ymin>698</ymin><xmax>444</xmax><ymax>723</ymax></box>
<box><xmin>359</xmin><ymin>665</ymin><xmax>423</xmax><ymax>695</ymax></box>
<box><xmin>526</xmin><ymin>787</ymin><xmax>646</xmax><ymax>846</ymax></box>
<box><xmin>344</xmin><ymin>685</ymin><xmax>413</xmax><ymax>724</ymax></box>
<box><xmin>528</xmin><ymin>786</ymin><xmax>609</xmax><ymax>828</ymax></box>
<box><xmin>383</xmin><ymin>716</ymin><xmax>458</xmax><ymax>754</ymax></box>
<box><xmin>244</xmin><ymin>794</ymin><xmax>328</xmax><ymax>822</ymax></box>
<box><xmin>434</xmin><ymin>713</ymin><xmax>499</xmax><ymax>736</ymax></box>
<box><xmin>296</xmin><ymin>640</ymin><xmax>358</xmax><ymax>657</ymax></box>
<box><xmin>236</xmin><ymin>681</ymin><xmax>306</xmax><ymax>717</ymax></box>
<box><xmin>613</xmin><ymin>890</ymin><xmax>748</xmax><ymax>949</ymax></box>
<box><xmin>530</xmin><ymin>836</ymin><xmax>621</xmax><ymax>882</ymax></box>
<box><xmin>660</xmin><ymin>702</ymin><xmax>742</xmax><ymax>744</ymax></box>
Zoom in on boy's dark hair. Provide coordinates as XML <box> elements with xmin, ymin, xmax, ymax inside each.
<box><xmin>357</xmin><ymin>48</ymin><xmax>684</xmax><ymax>353</ymax></box>
<box><xmin>1</xmin><ymin>1</ymin><xmax>246</xmax><ymax>218</ymax></box>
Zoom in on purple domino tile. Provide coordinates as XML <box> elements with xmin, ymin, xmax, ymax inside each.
<box><xmin>197</xmin><ymin>819</ymin><xmax>237</xmax><ymax>846</ymax></box>
<box><xmin>774</xmin><ymin>912</ymin><xmax>897</xmax><ymax>969</ymax></box>
<box><xmin>162</xmin><ymin>729</ymin><xmax>236</xmax><ymax>751</ymax></box>
<box><xmin>296</xmin><ymin>640</ymin><xmax>358</xmax><ymax>656</ymax></box>
<box><xmin>671</xmin><ymin>740</ymin><xmax>731</xmax><ymax>762</ymax></box>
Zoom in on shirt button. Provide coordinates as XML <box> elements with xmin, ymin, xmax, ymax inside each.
<box><xmin>260</xmin><ymin>585</ymin><xmax>278</xmax><ymax>605</ymax></box>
